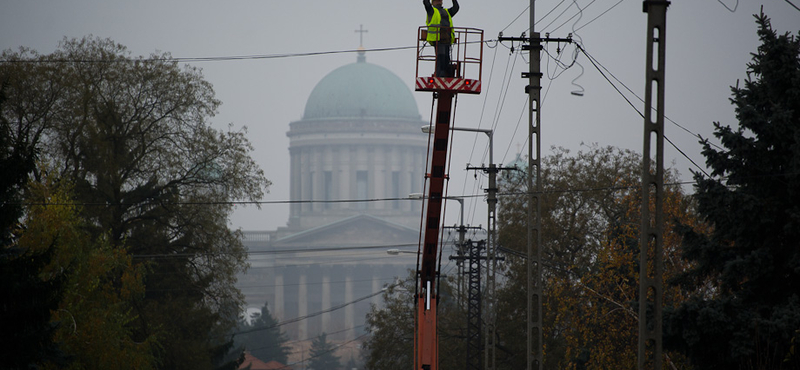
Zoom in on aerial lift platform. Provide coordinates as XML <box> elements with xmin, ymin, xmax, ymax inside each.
<box><xmin>413</xmin><ymin>26</ymin><xmax>483</xmax><ymax>370</ymax></box>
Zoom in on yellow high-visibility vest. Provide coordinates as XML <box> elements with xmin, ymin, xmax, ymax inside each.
<box><xmin>426</xmin><ymin>8</ymin><xmax>453</xmax><ymax>43</ymax></box>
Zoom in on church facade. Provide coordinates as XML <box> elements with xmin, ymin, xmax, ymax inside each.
<box><xmin>236</xmin><ymin>50</ymin><xmax>429</xmax><ymax>360</ymax></box>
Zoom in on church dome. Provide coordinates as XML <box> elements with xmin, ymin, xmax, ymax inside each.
<box><xmin>302</xmin><ymin>52</ymin><xmax>421</xmax><ymax>121</ymax></box>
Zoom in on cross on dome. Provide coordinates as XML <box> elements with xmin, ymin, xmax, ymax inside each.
<box><xmin>355</xmin><ymin>25</ymin><xmax>368</xmax><ymax>63</ymax></box>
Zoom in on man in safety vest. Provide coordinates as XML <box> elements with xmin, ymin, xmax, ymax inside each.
<box><xmin>424</xmin><ymin>0</ymin><xmax>459</xmax><ymax>77</ymax></box>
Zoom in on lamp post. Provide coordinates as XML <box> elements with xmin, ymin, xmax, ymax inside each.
<box><xmin>386</xmin><ymin>249</ymin><xmax>417</xmax><ymax>255</ymax></box>
<box><xmin>421</xmin><ymin>125</ymin><xmax>493</xmax><ymax>173</ymax></box>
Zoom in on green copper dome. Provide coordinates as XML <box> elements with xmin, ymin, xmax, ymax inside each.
<box><xmin>303</xmin><ymin>53</ymin><xmax>421</xmax><ymax>121</ymax></box>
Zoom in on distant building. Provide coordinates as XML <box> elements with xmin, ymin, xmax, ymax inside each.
<box><xmin>239</xmin><ymin>352</ymin><xmax>291</xmax><ymax>370</ymax></box>
<box><xmin>237</xmin><ymin>49</ymin><xmax>427</xmax><ymax>365</ymax></box>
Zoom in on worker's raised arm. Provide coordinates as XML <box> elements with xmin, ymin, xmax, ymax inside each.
<box><xmin>423</xmin><ymin>0</ymin><xmax>434</xmax><ymax>18</ymax></box>
<box><xmin>449</xmin><ymin>0</ymin><xmax>459</xmax><ymax>16</ymax></box>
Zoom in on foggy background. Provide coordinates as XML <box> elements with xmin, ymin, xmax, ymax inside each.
<box><xmin>2</xmin><ymin>0</ymin><xmax>798</xmax><ymax>232</ymax></box>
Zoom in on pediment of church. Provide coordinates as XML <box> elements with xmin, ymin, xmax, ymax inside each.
<box><xmin>273</xmin><ymin>214</ymin><xmax>419</xmax><ymax>249</ymax></box>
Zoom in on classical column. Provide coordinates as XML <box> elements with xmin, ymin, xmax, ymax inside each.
<box><xmin>344</xmin><ymin>270</ymin><xmax>354</xmax><ymax>341</ymax></box>
<box><xmin>372</xmin><ymin>267</ymin><xmax>382</xmax><ymax>308</ymax></box>
<box><xmin>321</xmin><ymin>268</ymin><xmax>331</xmax><ymax>334</ymax></box>
<box><xmin>298</xmin><ymin>271</ymin><xmax>308</xmax><ymax>339</ymax></box>
<box><xmin>289</xmin><ymin>147</ymin><xmax>301</xmax><ymax>222</ymax></box>
<box><xmin>274</xmin><ymin>270</ymin><xmax>285</xmax><ymax>320</ymax></box>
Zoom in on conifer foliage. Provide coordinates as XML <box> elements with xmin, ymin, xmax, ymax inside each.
<box><xmin>236</xmin><ymin>302</ymin><xmax>291</xmax><ymax>365</ymax></box>
<box><xmin>308</xmin><ymin>333</ymin><xmax>342</xmax><ymax>370</ymax></box>
<box><xmin>665</xmin><ymin>12</ymin><xmax>800</xmax><ymax>369</ymax></box>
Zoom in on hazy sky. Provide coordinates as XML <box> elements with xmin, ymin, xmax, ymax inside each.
<box><xmin>2</xmin><ymin>0</ymin><xmax>798</xmax><ymax>232</ymax></box>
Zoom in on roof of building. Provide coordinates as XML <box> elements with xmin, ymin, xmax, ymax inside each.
<box><xmin>302</xmin><ymin>51</ymin><xmax>421</xmax><ymax>121</ymax></box>
<box><xmin>239</xmin><ymin>352</ymin><xmax>291</xmax><ymax>370</ymax></box>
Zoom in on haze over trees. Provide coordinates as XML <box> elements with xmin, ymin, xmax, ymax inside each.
<box><xmin>0</xmin><ymin>36</ymin><xmax>269</xmax><ymax>369</ymax></box>
<box><xmin>308</xmin><ymin>332</ymin><xmax>343</xmax><ymax>370</ymax></box>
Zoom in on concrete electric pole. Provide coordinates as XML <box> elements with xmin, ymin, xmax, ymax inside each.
<box><xmin>639</xmin><ymin>1</ymin><xmax>668</xmax><ymax>370</ymax></box>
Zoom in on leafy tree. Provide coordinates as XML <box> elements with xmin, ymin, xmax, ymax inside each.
<box><xmin>308</xmin><ymin>333</ymin><xmax>342</xmax><ymax>370</ymax></box>
<box><xmin>664</xmin><ymin>13</ymin><xmax>800</xmax><ymax>369</ymax></box>
<box><xmin>364</xmin><ymin>277</ymin><xmax>415</xmax><ymax>370</ymax></box>
<box><xmin>494</xmin><ymin>145</ymin><xmax>644</xmax><ymax>369</ymax></box>
<box><xmin>0</xmin><ymin>79</ymin><xmax>70</xmax><ymax>369</ymax></box>
<box><xmin>552</xmin><ymin>181</ymin><xmax>696</xmax><ymax>369</ymax></box>
<box><xmin>18</xmin><ymin>176</ymin><xmax>157</xmax><ymax>370</ymax></box>
<box><xmin>498</xmin><ymin>145</ymin><xmax>644</xmax><ymax>277</ymax></box>
<box><xmin>236</xmin><ymin>302</ymin><xmax>291</xmax><ymax>364</ymax></box>
<box><xmin>1</xmin><ymin>36</ymin><xmax>270</xmax><ymax>369</ymax></box>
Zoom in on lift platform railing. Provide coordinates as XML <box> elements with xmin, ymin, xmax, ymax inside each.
<box><xmin>415</xmin><ymin>26</ymin><xmax>483</xmax><ymax>93</ymax></box>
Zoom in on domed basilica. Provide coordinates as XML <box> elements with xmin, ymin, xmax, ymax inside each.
<box><xmin>238</xmin><ymin>48</ymin><xmax>428</xmax><ymax>361</ymax></box>
<box><xmin>285</xmin><ymin>50</ymin><xmax>428</xmax><ymax>232</ymax></box>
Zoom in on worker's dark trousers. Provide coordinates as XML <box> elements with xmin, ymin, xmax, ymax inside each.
<box><xmin>434</xmin><ymin>42</ymin><xmax>452</xmax><ymax>77</ymax></box>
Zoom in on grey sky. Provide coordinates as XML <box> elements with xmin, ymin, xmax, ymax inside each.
<box><xmin>2</xmin><ymin>0</ymin><xmax>797</xmax><ymax>231</ymax></box>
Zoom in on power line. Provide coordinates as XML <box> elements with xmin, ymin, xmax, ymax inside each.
<box><xmin>0</xmin><ymin>45</ymin><xmax>415</xmax><ymax>64</ymax></box>
<box><xmin>233</xmin><ymin>279</ymin><xmax>409</xmax><ymax>336</ymax></box>
<box><xmin>0</xmin><ymin>42</ymin><xmax>493</xmax><ymax>64</ymax></box>
<box><xmin>133</xmin><ymin>243</ymin><xmax>418</xmax><ymax>259</ymax></box>
<box><xmin>244</xmin><ymin>324</ymin><xmax>366</xmax><ymax>355</ymax></box>
<box><xmin>243</xmin><ymin>256</ymin><xmax>414</xmax><ymax>270</ymax></box>
<box><xmin>716</xmin><ymin>0</ymin><xmax>739</xmax><ymax>13</ymax></box>
<box><xmin>575</xmin><ymin>44</ymin><xmax>711</xmax><ymax>177</ymax></box>
<box><xmin>284</xmin><ymin>332</ymin><xmax>371</xmax><ymax>370</ymax></box>
<box><xmin>237</xmin><ymin>277</ymin><xmax>399</xmax><ymax>290</ymax></box>
<box><xmin>578</xmin><ymin>44</ymin><xmax>724</xmax><ymax>151</ymax></box>
<box><xmin>17</xmin><ymin>195</ymin><xmax>483</xmax><ymax>208</ymax></box>
<box><xmin>501</xmin><ymin>5</ymin><xmax>531</xmax><ymax>34</ymax></box>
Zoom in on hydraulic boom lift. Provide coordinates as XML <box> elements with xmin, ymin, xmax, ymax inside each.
<box><xmin>414</xmin><ymin>26</ymin><xmax>483</xmax><ymax>370</ymax></box>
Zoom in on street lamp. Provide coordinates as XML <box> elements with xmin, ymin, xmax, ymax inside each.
<box><xmin>409</xmin><ymin>192</ymin><xmax>464</xmax><ymax>230</ymax></box>
<box><xmin>386</xmin><ymin>248</ymin><xmax>416</xmax><ymax>255</ymax></box>
<box><xmin>421</xmin><ymin>125</ymin><xmax>493</xmax><ymax>171</ymax></box>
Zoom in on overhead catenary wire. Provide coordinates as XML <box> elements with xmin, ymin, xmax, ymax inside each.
<box><xmin>233</xmin><ymin>279</ymin><xmax>409</xmax><ymax>336</ymax></box>
<box><xmin>281</xmin><ymin>332</ymin><xmax>371</xmax><ymax>370</ymax></box>
<box><xmin>236</xmin><ymin>277</ymin><xmax>399</xmax><ymax>290</ymax></box>
<box><xmin>716</xmin><ymin>0</ymin><xmax>739</xmax><ymax>13</ymax></box>
<box><xmin>574</xmin><ymin>44</ymin><xmax>711</xmax><ymax>177</ymax></box>
<box><xmin>133</xmin><ymin>242</ymin><xmax>420</xmax><ymax>259</ymax></box>
<box><xmin>577</xmin><ymin>44</ymin><xmax>725</xmax><ymax>152</ymax></box>
<box><xmin>0</xmin><ymin>42</ymin><xmax>490</xmax><ymax>64</ymax></box>
<box><xmin>244</xmin><ymin>325</ymin><xmax>368</xmax><ymax>356</ymax></box>
<box><xmin>31</xmin><ymin>175</ymin><xmax>798</xmax><ymax>211</ymax></box>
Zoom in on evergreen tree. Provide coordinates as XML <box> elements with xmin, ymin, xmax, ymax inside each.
<box><xmin>308</xmin><ymin>333</ymin><xmax>341</xmax><ymax>370</ymax></box>
<box><xmin>236</xmin><ymin>302</ymin><xmax>290</xmax><ymax>364</ymax></box>
<box><xmin>344</xmin><ymin>356</ymin><xmax>360</xmax><ymax>370</ymax></box>
<box><xmin>665</xmin><ymin>12</ymin><xmax>800</xmax><ymax>369</ymax></box>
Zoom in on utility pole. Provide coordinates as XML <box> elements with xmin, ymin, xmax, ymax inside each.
<box><xmin>498</xmin><ymin>4</ymin><xmax>570</xmax><ymax>368</ymax></box>
<box><xmin>441</xmin><ymin>196</ymin><xmax>469</xmax><ymax>302</ymax></box>
<box><xmin>526</xmin><ymin>6</ymin><xmax>544</xmax><ymax>367</ymax></box>
<box><xmin>447</xmin><ymin>226</ymin><xmax>483</xmax><ymax>370</ymax></box>
<box><xmin>467</xmin><ymin>159</ymin><xmax>515</xmax><ymax>370</ymax></box>
<box><xmin>639</xmin><ymin>1</ymin><xmax>668</xmax><ymax>370</ymax></box>
<box><xmin>465</xmin><ymin>240</ymin><xmax>483</xmax><ymax>370</ymax></box>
